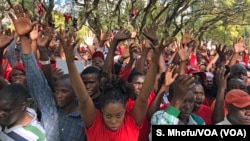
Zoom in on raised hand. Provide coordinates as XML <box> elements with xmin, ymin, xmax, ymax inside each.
<box><xmin>130</xmin><ymin>29</ymin><xmax>137</xmax><ymax>39</ymax></box>
<box><xmin>164</xmin><ymin>65</ymin><xmax>178</xmax><ymax>87</ymax></box>
<box><xmin>53</xmin><ymin>68</ymin><xmax>64</xmax><ymax>81</ymax></box>
<box><xmin>113</xmin><ymin>29</ymin><xmax>131</xmax><ymax>42</ymax></box>
<box><xmin>233</xmin><ymin>37</ymin><xmax>245</xmax><ymax>53</ymax></box>
<box><xmin>216</xmin><ymin>44</ymin><xmax>227</xmax><ymax>61</ymax></box>
<box><xmin>9</xmin><ymin>4</ymin><xmax>36</xmax><ymax>36</ymax></box>
<box><xmin>181</xmin><ymin>29</ymin><xmax>193</xmax><ymax>46</ymax></box>
<box><xmin>178</xmin><ymin>48</ymin><xmax>190</xmax><ymax>62</ymax></box>
<box><xmin>142</xmin><ymin>26</ymin><xmax>158</xmax><ymax>46</ymax></box>
<box><xmin>57</xmin><ymin>29</ymin><xmax>80</xmax><ymax>62</ymax></box>
<box><xmin>0</xmin><ymin>35</ymin><xmax>14</xmax><ymax>48</ymax></box>
<box><xmin>49</xmin><ymin>35</ymin><xmax>57</xmax><ymax>48</ymax></box>
<box><xmin>215</xmin><ymin>67</ymin><xmax>230</xmax><ymax>90</ymax></box>
<box><xmin>129</xmin><ymin>42</ymin><xmax>141</xmax><ymax>60</ymax></box>
<box><xmin>29</xmin><ymin>24</ymin><xmax>39</xmax><ymax>41</ymax></box>
<box><xmin>99</xmin><ymin>29</ymin><xmax>111</xmax><ymax>42</ymax></box>
<box><xmin>37</xmin><ymin>27</ymin><xmax>53</xmax><ymax>48</ymax></box>
<box><xmin>171</xmin><ymin>74</ymin><xmax>195</xmax><ymax>103</ymax></box>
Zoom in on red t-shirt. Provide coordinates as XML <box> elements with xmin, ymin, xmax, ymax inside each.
<box><xmin>126</xmin><ymin>91</ymin><xmax>156</xmax><ymax>141</ymax></box>
<box><xmin>85</xmin><ymin>110</ymin><xmax>141</xmax><ymax>141</ymax></box>
<box><xmin>193</xmin><ymin>104</ymin><xmax>212</xmax><ymax>125</ymax></box>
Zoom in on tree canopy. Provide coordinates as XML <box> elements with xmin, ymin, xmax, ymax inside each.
<box><xmin>2</xmin><ymin>0</ymin><xmax>250</xmax><ymax>45</ymax></box>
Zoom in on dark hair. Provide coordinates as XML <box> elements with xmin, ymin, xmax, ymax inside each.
<box><xmin>127</xmin><ymin>71</ymin><xmax>144</xmax><ymax>83</ymax></box>
<box><xmin>81</xmin><ymin>66</ymin><xmax>101</xmax><ymax>80</ymax></box>
<box><xmin>54</xmin><ymin>74</ymin><xmax>70</xmax><ymax>87</ymax></box>
<box><xmin>0</xmin><ymin>83</ymin><xmax>29</xmax><ymax>106</ymax></box>
<box><xmin>100</xmin><ymin>77</ymin><xmax>135</xmax><ymax>108</ymax></box>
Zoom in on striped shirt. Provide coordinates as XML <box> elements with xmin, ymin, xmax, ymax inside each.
<box><xmin>0</xmin><ymin>108</ymin><xmax>46</xmax><ymax>141</ymax></box>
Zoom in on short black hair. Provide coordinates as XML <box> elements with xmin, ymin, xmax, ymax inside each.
<box><xmin>0</xmin><ymin>83</ymin><xmax>29</xmax><ymax>106</ymax></box>
<box><xmin>127</xmin><ymin>71</ymin><xmax>144</xmax><ymax>83</ymax></box>
<box><xmin>81</xmin><ymin>66</ymin><xmax>101</xmax><ymax>80</ymax></box>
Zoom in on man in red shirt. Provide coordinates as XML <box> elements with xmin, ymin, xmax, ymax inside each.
<box><xmin>63</xmin><ymin>13</ymin><xmax>72</xmax><ymax>30</ymax></box>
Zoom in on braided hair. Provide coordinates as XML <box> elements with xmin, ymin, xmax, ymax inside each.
<box><xmin>100</xmin><ymin>76</ymin><xmax>135</xmax><ymax>108</ymax></box>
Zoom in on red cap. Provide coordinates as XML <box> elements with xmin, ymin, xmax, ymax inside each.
<box><xmin>92</xmin><ymin>51</ymin><xmax>104</xmax><ymax>60</ymax></box>
<box><xmin>225</xmin><ymin>89</ymin><xmax>250</xmax><ymax>108</ymax></box>
<box><xmin>12</xmin><ymin>63</ymin><xmax>25</xmax><ymax>73</ymax></box>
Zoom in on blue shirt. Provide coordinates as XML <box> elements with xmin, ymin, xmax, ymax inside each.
<box><xmin>21</xmin><ymin>52</ymin><xmax>85</xmax><ymax>141</ymax></box>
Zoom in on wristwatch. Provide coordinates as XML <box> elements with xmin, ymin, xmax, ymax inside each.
<box><xmin>40</xmin><ymin>60</ymin><xmax>51</xmax><ymax>65</ymax></box>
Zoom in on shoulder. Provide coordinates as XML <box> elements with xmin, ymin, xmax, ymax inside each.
<box><xmin>191</xmin><ymin>113</ymin><xmax>205</xmax><ymax>125</ymax></box>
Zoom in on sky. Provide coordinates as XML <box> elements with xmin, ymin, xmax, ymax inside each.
<box><xmin>45</xmin><ymin>0</ymin><xmax>79</xmax><ymax>17</ymax></box>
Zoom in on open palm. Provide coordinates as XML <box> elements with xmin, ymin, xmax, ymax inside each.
<box><xmin>9</xmin><ymin>5</ymin><xmax>35</xmax><ymax>36</ymax></box>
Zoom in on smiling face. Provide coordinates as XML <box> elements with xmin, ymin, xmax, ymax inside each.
<box><xmin>102</xmin><ymin>102</ymin><xmax>126</xmax><ymax>131</ymax></box>
<box><xmin>193</xmin><ymin>84</ymin><xmax>205</xmax><ymax>111</ymax></box>
<box><xmin>10</xmin><ymin>69</ymin><xmax>26</xmax><ymax>85</ymax></box>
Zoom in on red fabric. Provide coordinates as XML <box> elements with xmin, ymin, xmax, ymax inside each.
<box><xmin>193</xmin><ymin>104</ymin><xmax>212</xmax><ymax>125</ymax></box>
<box><xmin>12</xmin><ymin>63</ymin><xmax>25</xmax><ymax>73</ymax></box>
<box><xmin>243</xmin><ymin>55</ymin><xmax>249</xmax><ymax>67</ymax></box>
<box><xmin>64</xmin><ymin>13</ymin><xmax>71</xmax><ymax>23</ymax></box>
<box><xmin>85</xmin><ymin>110</ymin><xmax>141</xmax><ymax>141</ymax></box>
<box><xmin>37</xmin><ymin>2</ymin><xmax>44</xmax><ymax>16</ymax></box>
<box><xmin>203</xmin><ymin>97</ymin><xmax>215</xmax><ymax>107</ymax></box>
<box><xmin>118</xmin><ymin>66</ymin><xmax>132</xmax><ymax>80</ymax></box>
<box><xmin>159</xmin><ymin>103</ymin><xmax>170</xmax><ymax>110</ymax></box>
<box><xmin>189</xmin><ymin>54</ymin><xmax>199</xmax><ymax>70</ymax></box>
<box><xmin>2</xmin><ymin>59</ymin><xmax>12</xmax><ymax>80</ymax></box>
<box><xmin>126</xmin><ymin>91</ymin><xmax>156</xmax><ymax>141</ymax></box>
<box><xmin>92</xmin><ymin>51</ymin><xmax>104</xmax><ymax>60</ymax></box>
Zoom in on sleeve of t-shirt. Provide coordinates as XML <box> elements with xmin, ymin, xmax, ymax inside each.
<box><xmin>118</xmin><ymin>66</ymin><xmax>132</xmax><ymax>80</ymax></box>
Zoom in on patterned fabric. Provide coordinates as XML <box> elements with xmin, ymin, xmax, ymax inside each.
<box><xmin>21</xmin><ymin>52</ymin><xmax>85</xmax><ymax>141</ymax></box>
<box><xmin>149</xmin><ymin>106</ymin><xmax>205</xmax><ymax>141</ymax></box>
<box><xmin>0</xmin><ymin>108</ymin><xmax>46</xmax><ymax>141</ymax></box>
<box><xmin>151</xmin><ymin>106</ymin><xmax>205</xmax><ymax>125</ymax></box>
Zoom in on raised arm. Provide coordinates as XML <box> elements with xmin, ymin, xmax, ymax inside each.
<box><xmin>133</xmin><ymin>26</ymin><xmax>166</xmax><ymax>126</ymax></box>
<box><xmin>147</xmin><ymin>65</ymin><xmax>178</xmax><ymax>120</ymax></box>
<box><xmin>58</xmin><ymin>29</ymin><xmax>95</xmax><ymax>128</ymax></box>
<box><xmin>228</xmin><ymin>37</ymin><xmax>245</xmax><ymax>67</ymax></box>
<box><xmin>102</xmin><ymin>30</ymin><xmax>131</xmax><ymax>79</ymax></box>
<box><xmin>212</xmin><ymin>67</ymin><xmax>230</xmax><ymax>124</ymax></box>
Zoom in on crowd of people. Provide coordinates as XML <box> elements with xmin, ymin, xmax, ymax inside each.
<box><xmin>1</xmin><ymin>4</ymin><xmax>250</xmax><ymax>141</ymax></box>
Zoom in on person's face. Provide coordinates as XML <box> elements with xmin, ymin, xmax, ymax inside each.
<box><xmin>199</xmin><ymin>64</ymin><xmax>206</xmax><ymax>72</ymax></box>
<box><xmin>10</xmin><ymin>69</ymin><xmax>26</xmax><ymax>85</ymax></box>
<box><xmin>227</xmin><ymin>105</ymin><xmax>250</xmax><ymax>125</ymax></box>
<box><xmin>204</xmin><ymin>77</ymin><xmax>213</xmax><ymax>90</ymax></box>
<box><xmin>92</xmin><ymin>57</ymin><xmax>104</xmax><ymax>70</ymax></box>
<box><xmin>230</xmin><ymin>66</ymin><xmax>247</xmax><ymax>83</ymax></box>
<box><xmin>0</xmin><ymin>99</ymin><xmax>24</xmax><ymax>127</ymax></box>
<box><xmin>227</xmin><ymin>79</ymin><xmax>247</xmax><ymax>93</ymax></box>
<box><xmin>193</xmin><ymin>84</ymin><xmax>205</xmax><ymax>111</ymax></box>
<box><xmin>81</xmin><ymin>73</ymin><xmax>100</xmax><ymax>99</ymax></box>
<box><xmin>178</xmin><ymin>91</ymin><xmax>195</xmax><ymax>123</ymax></box>
<box><xmin>102</xmin><ymin>102</ymin><xmax>126</xmax><ymax>131</ymax></box>
<box><xmin>247</xmin><ymin>71</ymin><xmax>250</xmax><ymax>86</ymax></box>
<box><xmin>131</xmin><ymin>75</ymin><xmax>145</xmax><ymax>96</ymax></box>
<box><xmin>54</xmin><ymin>80</ymin><xmax>76</xmax><ymax>108</ymax></box>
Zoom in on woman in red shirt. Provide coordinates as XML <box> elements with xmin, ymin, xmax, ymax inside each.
<box><xmin>59</xmin><ymin>28</ymin><xmax>160</xmax><ymax>141</ymax></box>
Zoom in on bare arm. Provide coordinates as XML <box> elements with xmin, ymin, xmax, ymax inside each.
<box><xmin>212</xmin><ymin>67</ymin><xmax>230</xmax><ymax>124</ymax></box>
<box><xmin>58</xmin><ymin>29</ymin><xmax>96</xmax><ymax>128</ymax></box>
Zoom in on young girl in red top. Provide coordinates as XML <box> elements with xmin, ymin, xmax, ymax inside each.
<box><xmin>59</xmin><ymin>28</ymin><xmax>159</xmax><ymax>141</ymax></box>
